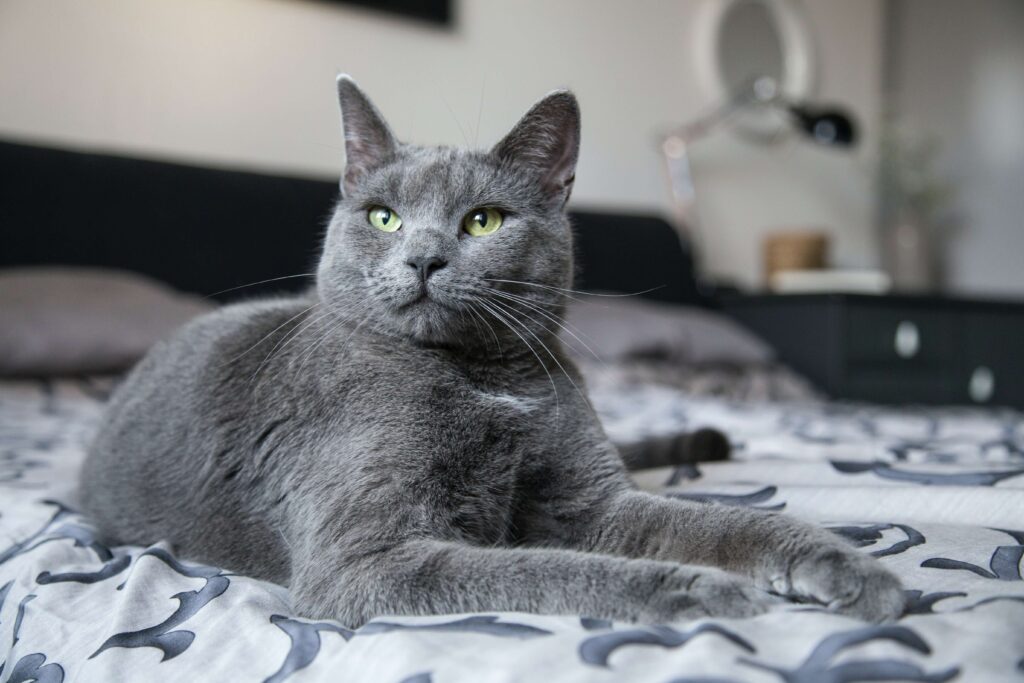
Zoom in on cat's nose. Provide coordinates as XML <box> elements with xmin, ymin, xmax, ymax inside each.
<box><xmin>407</xmin><ymin>256</ymin><xmax>447</xmax><ymax>283</ymax></box>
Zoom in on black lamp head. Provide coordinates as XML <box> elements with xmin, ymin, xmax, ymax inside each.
<box><xmin>787</xmin><ymin>104</ymin><xmax>858</xmax><ymax>147</ymax></box>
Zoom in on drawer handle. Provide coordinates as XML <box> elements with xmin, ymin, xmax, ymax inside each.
<box><xmin>969</xmin><ymin>366</ymin><xmax>995</xmax><ymax>403</ymax></box>
<box><xmin>894</xmin><ymin>321</ymin><xmax>920</xmax><ymax>359</ymax></box>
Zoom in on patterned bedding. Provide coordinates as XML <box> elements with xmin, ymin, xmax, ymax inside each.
<box><xmin>1</xmin><ymin>378</ymin><xmax>1022</xmax><ymax>682</ymax></box>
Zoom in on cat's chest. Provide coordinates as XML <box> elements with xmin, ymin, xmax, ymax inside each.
<box><xmin>391</xmin><ymin>369</ymin><xmax>548</xmax><ymax>460</ymax></box>
<box><xmin>339</xmin><ymin>349</ymin><xmax>552</xmax><ymax>439</ymax></box>
<box><xmin>338</xmin><ymin>353</ymin><xmax>553</xmax><ymax>542</ymax></box>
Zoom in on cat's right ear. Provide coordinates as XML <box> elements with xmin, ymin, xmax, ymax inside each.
<box><xmin>337</xmin><ymin>75</ymin><xmax>398</xmax><ymax>196</ymax></box>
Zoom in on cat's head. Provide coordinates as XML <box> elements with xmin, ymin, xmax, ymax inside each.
<box><xmin>317</xmin><ymin>76</ymin><xmax>579</xmax><ymax>350</ymax></box>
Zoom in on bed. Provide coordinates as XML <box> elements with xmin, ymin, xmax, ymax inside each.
<box><xmin>2</xmin><ymin>141</ymin><xmax>1022</xmax><ymax>682</ymax></box>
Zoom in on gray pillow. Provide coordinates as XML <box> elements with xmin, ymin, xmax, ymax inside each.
<box><xmin>0</xmin><ymin>267</ymin><xmax>214</xmax><ymax>376</ymax></box>
<box><xmin>563</xmin><ymin>295</ymin><xmax>773</xmax><ymax>365</ymax></box>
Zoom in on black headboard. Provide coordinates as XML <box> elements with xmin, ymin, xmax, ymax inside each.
<box><xmin>1</xmin><ymin>140</ymin><xmax>703</xmax><ymax>305</ymax></box>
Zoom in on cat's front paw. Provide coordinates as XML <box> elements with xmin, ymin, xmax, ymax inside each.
<box><xmin>774</xmin><ymin>547</ymin><xmax>905</xmax><ymax>622</ymax></box>
<box><xmin>644</xmin><ymin>567</ymin><xmax>774</xmax><ymax>622</ymax></box>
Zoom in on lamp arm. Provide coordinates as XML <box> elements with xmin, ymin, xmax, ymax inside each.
<box><xmin>664</xmin><ymin>81</ymin><xmax>764</xmax><ymax>144</ymax></box>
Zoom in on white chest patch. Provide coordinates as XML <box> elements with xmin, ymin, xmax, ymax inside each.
<box><xmin>475</xmin><ymin>391</ymin><xmax>541</xmax><ymax>413</ymax></box>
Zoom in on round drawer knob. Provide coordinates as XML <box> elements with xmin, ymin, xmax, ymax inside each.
<box><xmin>969</xmin><ymin>366</ymin><xmax>995</xmax><ymax>403</ymax></box>
<box><xmin>894</xmin><ymin>321</ymin><xmax>920</xmax><ymax>358</ymax></box>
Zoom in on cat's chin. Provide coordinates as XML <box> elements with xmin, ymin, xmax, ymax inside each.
<box><xmin>388</xmin><ymin>300</ymin><xmax>466</xmax><ymax>347</ymax></box>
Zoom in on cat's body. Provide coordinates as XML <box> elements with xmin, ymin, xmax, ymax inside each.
<box><xmin>80</xmin><ymin>77</ymin><xmax>904</xmax><ymax>626</ymax></box>
<box><xmin>86</xmin><ymin>294</ymin><xmax>617</xmax><ymax>587</ymax></box>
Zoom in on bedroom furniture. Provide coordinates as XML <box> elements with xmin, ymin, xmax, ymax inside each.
<box><xmin>722</xmin><ymin>292</ymin><xmax>1024</xmax><ymax>408</ymax></box>
<box><xmin>0</xmin><ymin>140</ymin><xmax>706</xmax><ymax>307</ymax></box>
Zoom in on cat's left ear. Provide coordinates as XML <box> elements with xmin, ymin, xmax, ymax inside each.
<box><xmin>492</xmin><ymin>90</ymin><xmax>580</xmax><ymax>206</ymax></box>
<box><xmin>337</xmin><ymin>75</ymin><xmax>398</xmax><ymax>196</ymax></box>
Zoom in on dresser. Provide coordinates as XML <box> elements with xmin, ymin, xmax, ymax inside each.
<box><xmin>721</xmin><ymin>294</ymin><xmax>1024</xmax><ymax>408</ymax></box>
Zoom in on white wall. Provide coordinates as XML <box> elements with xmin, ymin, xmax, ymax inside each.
<box><xmin>889</xmin><ymin>0</ymin><xmax>1024</xmax><ymax>296</ymax></box>
<box><xmin>0</xmin><ymin>0</ymin><xmax>884</xmax><ymax>288</ymax></box>
<box><xmin>694</xmin><ymin>1</ymin><xmax>885</xmax><ymax>283</ymax></box>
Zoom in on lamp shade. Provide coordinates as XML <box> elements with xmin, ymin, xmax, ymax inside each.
<box><xmin>787</xmin><ymin>105</ymin><xmax>858</xmax><ymax>147</ymax></box>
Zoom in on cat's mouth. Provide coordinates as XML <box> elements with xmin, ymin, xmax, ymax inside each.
<box><xmin>398</xmin><ymin>283</ymin><xmax>432</xmax><ymax>307</ymax></box>
<box><xmin>397</xmin><ymin>286</ymin><xmax>449</xmax><ymax>312</ymax></box>
<box><xmin>403</xmin><ymin>293</ymin><xmax>431</xmax><ymax>308</ymax></box>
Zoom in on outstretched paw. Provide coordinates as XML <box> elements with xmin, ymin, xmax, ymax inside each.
<box><xmin>775</xmin><ymin>548</ymin><xmax>905</xmax><ymax>622</ymax></box>
<box><xmin>645</xmin><ymin>567</ymin><xmax>775</xmax><ymax>622</ymax></box>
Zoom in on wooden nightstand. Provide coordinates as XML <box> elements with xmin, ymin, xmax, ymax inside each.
<box><xmin>721</xmin><ymin>293</ymin><xmax>1024</xmax><ymax>408</ymax></box>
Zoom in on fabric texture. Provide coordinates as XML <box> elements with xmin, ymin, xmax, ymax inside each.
<box><xmin>0</xmin><ymin>268</ymin><xmax>212</xmax><ymax>377</ymax></box>
<box><xmin>1</xmin><ymin>378</ymin><xmax>1022</xmax><ymax>681</ymax></box>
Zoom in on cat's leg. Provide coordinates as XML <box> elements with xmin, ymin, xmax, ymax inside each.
<box><xmin>288</xmin><ymin>538</ymin><xmax>773</xmax><ymax>627</ymax></box>
<box><xmin>574</xmin><ymin>491</ymin><xmax>904</xmax><ymax>622</ymax></box>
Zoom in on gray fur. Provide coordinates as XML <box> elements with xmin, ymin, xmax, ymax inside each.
<box><xmin>79</xmin><ymin>77</ymin><xmax>904</xmax><ymax>626</ymax></box>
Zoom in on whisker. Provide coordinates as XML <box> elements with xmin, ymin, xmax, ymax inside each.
<box><xmin>459</xmin><ymin>301</ymin><xmax>485</xmax><ymax>342</ymax></box>
<box><xmin>484</xmin><ymin>288</ymin><xmax>604</xmax><ymax>364</ymax></box>
<box><xmin>299</xmin><ymin>309</ymin><xmax>374</xmax><ymax>378</ymax></box>
<box><xmin>204</xmin><ymin>273</ymin><xmax>314</xmax><ymax>299</ymax></box>
<box><xmin>292</xmin><ymin>312</ymin><xmax>347</xmax><ymax>374</ymax></box>
<box><xmin>249</xmin><ymin>307</ymin><xmax>336</xmax><ymax>389</ymax></box>
<box><xmin>483</xmin><ymin>278</ymin><xmax>665</xmax><ymax>299</ymax></box>
<box><xmin>293</xmin><ymin>300</ymin><xmax>371</xmax><ymax>373</ymax></box>
<box><xmin>486</xmin><ymin>297</ymin><xmax>591</xmax><ymax>408</ymax></box>
<box><xmin>483</xmin><ymin>287</ymin><xmax>599</xmax><ymax>341</ymax></box>
<box><xmin>220</xmin><ymin>302</ymin><xmax>319</xmax><ymax>367</ymax></box>
<box><xmin>438</xmin><ymin>89</ymin><xmax>470</xmax><ymax>147</ymax></box>
<box><xmin>475</xmin><ymin>298</ymin><xmax>558</xmax><ymax>410</ymax></box>
<box><xmin>258</xmin><ymin>298</ymin><xmax>370</xmax><ymax>394</ymax></box>
<box><xmin>483</xmin><ymin>288</ymin><xmax>597</xmax><ymax>347</ymax></box>
<box><xmin>482</xmin><ymin>287</ymin><xmax>561</xmax><ymax>310</ymax></box>
<box><xmin>467</xmin><ymin>300</ymin><xmax>504</xmax><ymax>360</ymax></box>
<box><xmin>473</xmin><ymin>74</ymin><xmax>486</xmax><ymax>148</ymax></box>
<box><xmin>455</xmin><ymin>300</ymin><xmax>497</xmax><ymax>358</ymax></box>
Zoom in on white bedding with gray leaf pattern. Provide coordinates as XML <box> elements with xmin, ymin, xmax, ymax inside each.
<box><xmin>1</xmin><ymin>378</ymin><xmax>1022</xmax><ymax>682</ymax></box>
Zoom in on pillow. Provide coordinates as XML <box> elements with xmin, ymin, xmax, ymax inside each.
<box><xmin>562</xmin><ymin>295</ymin><xmax>773</xmax><ymax>365</ymax></box>
<box><xmin>0</xmin><ymin>267</ymin><xmax>214</xmax><ymax>376</ymax></box>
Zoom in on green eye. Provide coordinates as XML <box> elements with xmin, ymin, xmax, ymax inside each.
<box><xmin>368</xmin><ymin>206</ymin><xmax>402</xmax><ymax>232</ymax></box>
<box><xmin>463</xmin><ymin>207</ymin><xmax>503</xmax><ymax>237</ymax></box>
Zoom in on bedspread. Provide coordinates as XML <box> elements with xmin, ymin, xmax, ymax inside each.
<box><xmin>1</xmin><ymin>378</ymin><xmax>1022</xmax><ymax>682</ymax></box>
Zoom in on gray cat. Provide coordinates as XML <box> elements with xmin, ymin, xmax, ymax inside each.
<box><xmin>80</xmin><ymin>77</ymin><xmax>904</xmax><ymax>626</ymax></box>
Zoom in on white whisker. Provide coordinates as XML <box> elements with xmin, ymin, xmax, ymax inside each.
<box><xmin>482</xmin><ymin>287</ymin><xmax>604</xmax><ymax>364</ymax></box>
<box><xmin>456</xmin><ymin>300</ymin><xmax>498</xmax><ymax>359</ymax></box>
<box><xmin>220</xmin><ymin>302</ymin><xmax>319</xmax><ymax>367</ymax></box>
<box><xmin>475</xmin><ymin>298</ymin><xmax>559</xmax><ymax>412</ymax></box>
<box><xmin>249</xmin><ymin>308</ymin><xmax>335</xmax><ymax>389</ymax></box>
<box><xmin>204</xmin><ymin>273</ymin><xmax>315</xmax><ymax>299</ymax></box>
<box><xmin>486</xmin><ymin>297</ymin><xmax>591</xmax><ymax>409</ymax></box>
<box><xmin>483</xmin><ymin>278</ymin><xmax>665</xmax><ymax>299</ymax></box>
<box><xmin>293</xmin><ymin>301</ymin><xmax>372</xmax><ymax>373</ymax></box>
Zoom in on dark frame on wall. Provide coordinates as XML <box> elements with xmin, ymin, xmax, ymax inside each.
<box><xmin>321</xmin><ymin>0</ymin><xmax>453</xmax><ymax>27</ymax></box>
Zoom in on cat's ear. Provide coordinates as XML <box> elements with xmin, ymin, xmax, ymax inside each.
<box><xmin>336</xmin><ymin>75</ymin><xmax>398</xmax><ymax>195</ymax></box>
<box><xmin>492</xmin><ymin>90</ymin><xmax>580</xmax><ymax>205</ymax></box>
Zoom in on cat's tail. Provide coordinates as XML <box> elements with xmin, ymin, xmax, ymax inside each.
<box><xmin>615</xmin><ymin>428</ymin><xmax>730</xmax><ymax>471</ymax></box>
